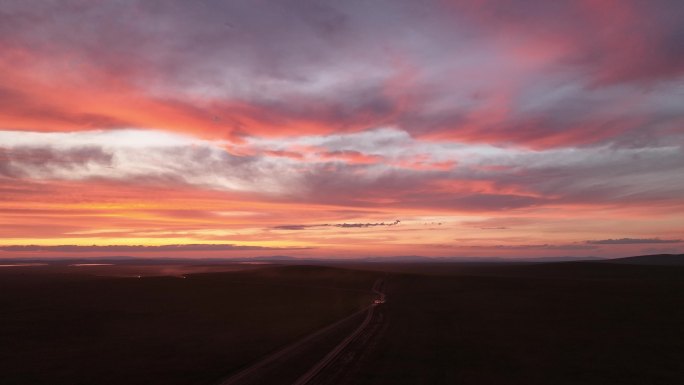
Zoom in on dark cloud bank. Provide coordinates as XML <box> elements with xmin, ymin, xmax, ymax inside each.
<box><xmin>587</xmin><ymin>238</ymin><xmax>682</xmax><ymax>245</ymax></box>
<box><xmin>274</xmin><ymin>220</ymin><xmax>401</xmax><ymax>230</ymax></box>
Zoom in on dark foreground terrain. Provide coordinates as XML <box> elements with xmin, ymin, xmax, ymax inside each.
<box><xmin>1</xmin><ymin>258</ymin><xmax>683</xmax><ymax>384</ymax></box>
<box><xmin>0</xmin><ymin>263</ymin><xmax>376</xmax><ymax>385</ymax></box>
<box><xmin>348</xmin><ymin>262</ymin><xmax>684</xmax><ymax>385</ymax></box>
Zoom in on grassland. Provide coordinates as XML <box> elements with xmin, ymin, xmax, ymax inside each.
<box><xmin>2</xmin><ymin>260</ymin><xmax>682</xmax><ymax>385</ymax></box>
<box><xmin>351</xmin><ymin>262</ymin><xmax>684</xmax><ymax>385</ymax></box>
<box><xmin>0</xmin><ymin>264</ymin><xmax>377</xmax><ymax>385</ymax></box>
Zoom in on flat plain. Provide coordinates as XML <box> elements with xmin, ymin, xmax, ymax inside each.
<box><xmin>1</xmin><ymin>259</ymin><xmax>683</xmax><ymax>384</ymax></box>
<box><xmin>0</xmin><ymin>264</ymin><xmax>376</xmax><ymax>385</ymax></box>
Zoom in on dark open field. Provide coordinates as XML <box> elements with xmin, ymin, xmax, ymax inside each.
<box><xmin>1</xmin><ymin>259</ymin><xmax>683</xmax><ymax>384</ymax></box>
<box><xmin>348</xmin><ymin>261</ymin><xmax>684</xmax><ymax>385</ymax></box>
<box><xmin>0</xmin><ymin>263</ymin><xmax>376</xmax><ymax>385</ymax></box>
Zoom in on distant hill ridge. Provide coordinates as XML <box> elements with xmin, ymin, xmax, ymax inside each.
<box><xmin>605</xmin><ymin>254</ymin><xmax>684</xmax><ymax>266</ymax></box>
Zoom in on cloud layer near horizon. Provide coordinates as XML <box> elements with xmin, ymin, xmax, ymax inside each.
<box><xmin>1</xmin><ymin>0</ymin><xmax>683</xmax><ymax>258</ymax></box>
<box><xmin>0</xmin><ymin>244</ymin><xmax>309</xmax><ymax>252</ymax></box>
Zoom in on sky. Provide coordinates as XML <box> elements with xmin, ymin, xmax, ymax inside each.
<box><xmin>1</xmin><ymin>0</ymin><xmax>683</xmax><ymax>259</ymax></box>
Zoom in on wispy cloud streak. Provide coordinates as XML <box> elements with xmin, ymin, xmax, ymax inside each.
<box><xmin>0</xmin><ymin>244</ymin><xmax>311</xmax><ymax>253</ymax></box>
<box><xmin>587</xmin><ymin>238</ymin><xmax>682</xmax><ymax>245</ymax></box>
<box><xmin>274</xmin><ymin>220</ymin><xmax>401</xmax><ymax>230</ymax></box>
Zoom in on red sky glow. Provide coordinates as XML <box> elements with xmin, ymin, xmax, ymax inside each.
<box><xmin>1</xmin><ymin>0</ymin><xmax>683</xmax><ymax>259</ymax></box>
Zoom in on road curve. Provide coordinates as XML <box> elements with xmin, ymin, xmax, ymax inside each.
<box><xmin>218</xmin><ymin>279</ymin><xmax>384</xmax><ymax>385</ymax></box>
<box><xmin>291</xmin><ymin>279</ymin><xmax>385</xmax><ymax>385</ymax></box>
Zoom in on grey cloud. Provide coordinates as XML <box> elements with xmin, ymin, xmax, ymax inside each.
<box><xmin>2</xmin><ymin>1</ymin><xmax>682</xmax><ymax>147</ymax></box>
<box><xmin>587</xmin><ymin>238</ymin><xmax>682</xmax><ymax>245</ymax></box>
<box><xmin>0</xmin><ymin>146</ymin><xmax>113</xmax><ymax>177</ymax></box>
<box><xmin>486</xmin><ymin>244</ymin><xmax>598</xmax><ymax>251</ymax></box>
<box><xmin>273</xmin><ymin>220</ymin><xmax>400</xmax><ymax>230</ymax></box>
<box><xmin>3</xmin><ymin>128</ymin><xmax>684</xmax><ymax>213</ymax></box>
<box><xmin>433</xmin><ymin>243</ymin><xmax>598</xmax><ymax>251</ymax></box>
<box><xmin>272</xmin><ymin>225</ymin><xmax>311</xmax><ymax>231</ymax></box>
<box><xmin>0</xmin><ymin>136</ymin><xmax>304</xmax><ymax>194</ymax></box>
<box><xmin>469</xmin><ymin>144</ymin><xmax>684</xmax><ymax>207</ymax></box>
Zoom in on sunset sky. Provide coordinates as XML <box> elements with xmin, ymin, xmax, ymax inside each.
<box><xmin>1</xmin><ymin>0</ymin><xmax>683</xmax><ymax>259</ymax></box>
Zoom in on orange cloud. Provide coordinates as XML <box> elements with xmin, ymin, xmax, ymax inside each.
<box><xmin>1</xmin><ymin>1</ymin><xmax>682</xmax><ymax>259</ymax></box>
